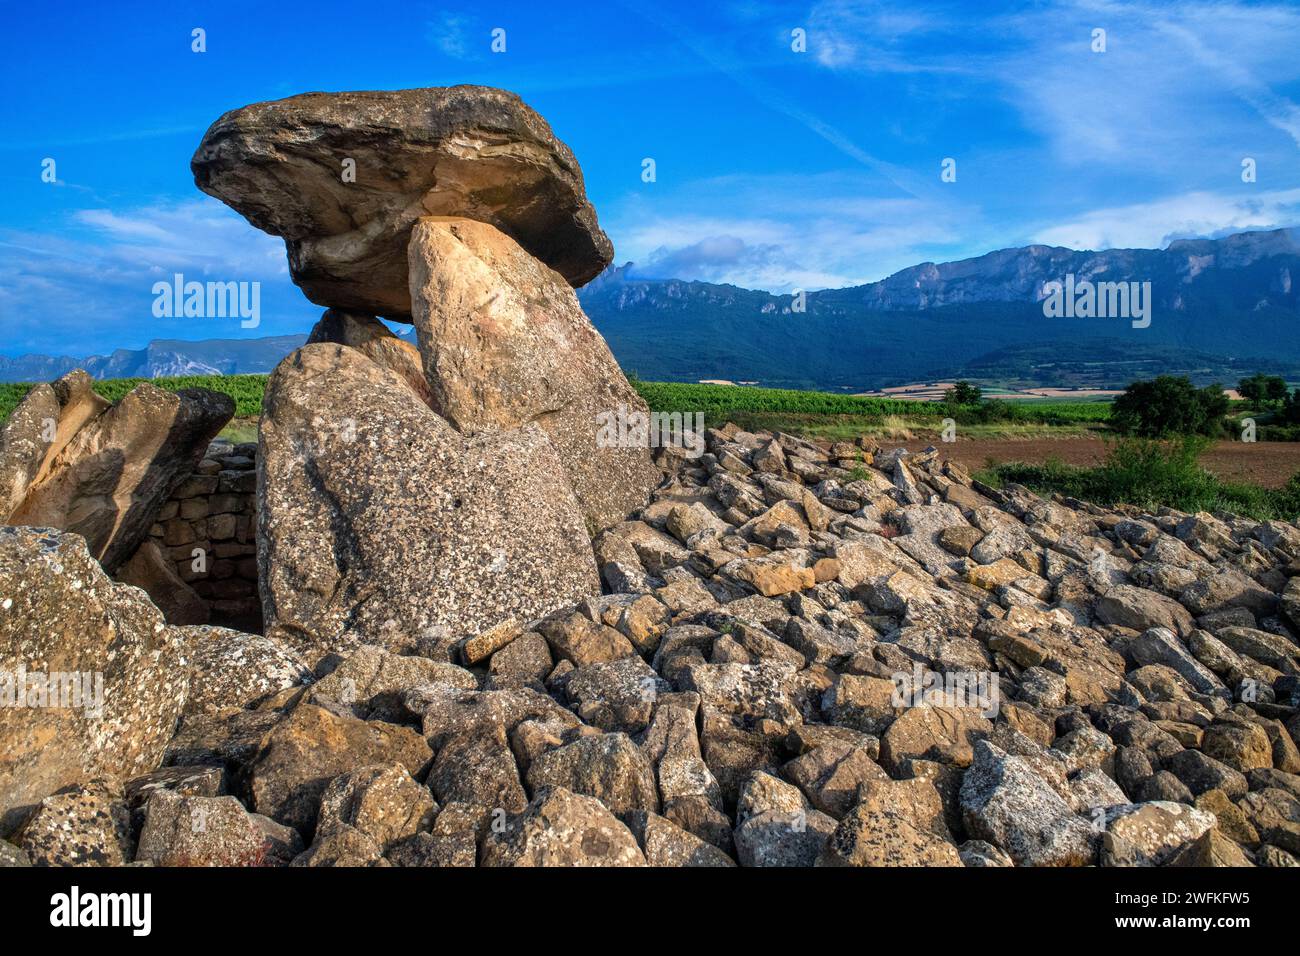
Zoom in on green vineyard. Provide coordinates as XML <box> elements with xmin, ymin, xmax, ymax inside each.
<box><xmin>2</xmin><ymin>375</ymin><xmax>1114</xmax><ymax>431</ymax></box>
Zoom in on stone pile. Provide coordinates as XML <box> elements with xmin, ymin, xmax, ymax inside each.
<box><xmin>4</xmin><ymin>423</ymin><xmax>1299</xmax><ymax>867</ymax></box>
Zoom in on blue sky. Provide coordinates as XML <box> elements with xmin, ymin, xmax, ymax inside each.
<box><xmin>3</xmin><ymin>0</ymin><xmax>1300</xmax><ymax>356</ymax></box>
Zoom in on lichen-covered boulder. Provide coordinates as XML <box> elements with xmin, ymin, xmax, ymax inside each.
<box><xmin>257</xmin><ymin>343</ymin><xmax>600</xmax><ymax>661</ymax></box>
<box><xmin>135</xmin><ymin>791</ymin><xmax>302</xmax><ymax>866</ymax></box>
<box><xmin>180</xmin><ymin>626</ymin><xmax>313</xmax><ymax>716</ymax></box>
<box><xmin>247</xmin><ymin>703</ymin><xmax>431</xmax><ymax>839</ymax></box>
<box><xmin>0</xmin><ymin>528</ymin><xmax>190</xmax><ymax>830</ymax></box>
<box><xmin>408</xmin><ymin>216</ymin><xmax>660</xmax><ymax>531</ymax></box>
<box><xmin>481</xmin><ymin>787</ymin><xmax>645</xmax><ymax>867</ymax></box>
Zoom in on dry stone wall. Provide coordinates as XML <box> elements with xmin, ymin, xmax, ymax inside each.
<box><xmin>146</xmin><ymin>438</ymin><xmax>261</xmax><ymax>629</ymax></box>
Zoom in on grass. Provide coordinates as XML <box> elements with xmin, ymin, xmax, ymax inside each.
<box><xmin>1</xmin><ymin>375</ymin><xmax>268</xmax><ymax>422</ymax></box>
<box><xmin>3</xmin><ymin>376</ymin><xmax>1112</xmax><ymax>440</ymax></box>
<box><xmin>220</xmin><ymin>418</ymin><xmax>260</xmax><ymax>444</ymax></box>
<box><xmin>976</xmin><ymin>435</ymin><xmax>1300</xmax><ymax>521</ymax></box>
<box><xmin>6</xmin><ymin>373</ymin><xmax>1298</xmax><ymax>518</ymax></box>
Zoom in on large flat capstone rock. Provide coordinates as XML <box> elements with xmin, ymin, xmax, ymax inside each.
<box><xmin>192</xmin><ymin>86</ymin><xmax>613</xmax><ymax>318</ymax></box>
<box><xmin>257</xmin><ymin>342</ymin><xmax>600</xmax><ymax>662</ymax></box>
<box><xmin>408</xmin><ymin>216</ymin><xmax>660</xmax><ymax>531</ymax></box>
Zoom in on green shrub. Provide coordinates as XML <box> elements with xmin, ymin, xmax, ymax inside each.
<box><xmin>1257</xmin><ymin>424</ymin><xmax>1300</xmax><ymax>442</ymax></box>
<box><xmin>1110</xmin><ymin>375</ymin><xmax>1229</xmax><ymax>438</ymax></box>
<box><xmin>944</xmin><ymin>381</ymin><xmax>982</xmax><ymax>405</ymax></box>
<box><xmin>1238</xmin><ymin>373</ymin><xmax>1288</xmax><ymax>406</ymax></box>
<box><xmin>0</xmin><ymin>383</ymin><xmax>37</xmax><ymax>424</ymax></box>
<box><xmin>981</xmin><ymin>435</ymin><xmax>1300</xmax><ymax>520</ymax></box>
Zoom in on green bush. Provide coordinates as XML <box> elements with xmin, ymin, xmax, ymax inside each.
<box><xmin>981</xmin><ymin>435</ymin><xmax>1300</xmax><ymax>520</ymax></box>
<box><xmin>1238</xmin><ymin>373</ymin><xmax>1289</xmax><ymax>406</ymax></box>
<box><xmin>952</xmin><ymin>398</ymin><xmax>1028</xmax><ymax>425</ymax></box>
<box><xmin>944</xmin><ymin>381</ymin><xmax>982</xmax><ymax>405</ymax></box>
<box><xmin>1258</xmin><ymin>424</ymin><xmax>1300</xmax><ymax>442</ymax></box>
<box><xmin>1110</xmin><ymin>375</ymin><xmax>1229</xmax><ymax>438</ymax></box>
<box><xmin>0</xmin><ymin>383</ymin><xmax>37</xmax><ymax>424</ymax></box>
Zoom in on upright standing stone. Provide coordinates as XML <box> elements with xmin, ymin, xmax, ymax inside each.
<box><xmin>408</xmin><ymin>216</ymin><xmax>660</xmax><ymax>530</ymax></box>
<box><xmin>257</xmin><ymin>343</ymin><xmax>599</xmax><ymax>663</ymax></box>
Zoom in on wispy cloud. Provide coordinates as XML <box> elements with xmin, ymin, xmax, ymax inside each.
<box><xmin>805</xmin><ymin>0</ymin><xmax>1300</xmax><ymax>169</ymax></box>
<box><xmin>617</xmin><ymin>0</ymin><xmax>936</xmax><ymax>201</ymax></box>
<box><xmin>0</xmin><ymin>199</ymin><xmax>312</xmax><ymax>356</ymax></box>
<box><xmin>606</xmin><ymin>172</ymin><xmax>975</xmax><ymax>290</ymax></box>
<box><xmin>1030</xmin><ymin>187</ymin><xmax>1300</xmax><ymax>250</ymax></box>
<box><xmin>66</xmin><ymin>201</ymin><xmax>289</xmax><ymax>276</ymax></box>
<box><xmin>426</xmin><ymin>12</ymin><xmax>476</xmax><ymax>60</ymax></box>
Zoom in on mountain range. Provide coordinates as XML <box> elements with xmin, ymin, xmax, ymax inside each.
<box><xmin>4</xmin><ymin>228</ymin><xmax>1298</xmax><ymax>391</ymax></box>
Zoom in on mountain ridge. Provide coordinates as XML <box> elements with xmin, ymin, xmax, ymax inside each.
<box><xmin>4</xmin><ymin>227</ymin><xmax>1298</xmax><ymax>390</ymax></box>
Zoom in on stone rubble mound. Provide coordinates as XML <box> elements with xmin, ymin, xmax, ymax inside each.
<box><xmin>4</xmin><ymin>425</ymin><xmax>1299</xmax><ymax>867</ymax></box>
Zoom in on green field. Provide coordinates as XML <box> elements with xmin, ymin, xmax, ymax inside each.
<box><xmin>3</xmin><ymin>376</ymin><xmax>1114</xmax><ymax>438</ymax></box>
<box><xmin>2</xmin><ymin>375</ymin><xmax>1114</xmax><ymax>445</ymax></box>
<box><xmin>1</xmin><ymin>375</ymin><xmax>268</xmax><ymax>423</ymax></box>
<box><xmin>635</xmin><ymin>380</ymin><xmax>1111</xmax><ymax>439</ymax></box>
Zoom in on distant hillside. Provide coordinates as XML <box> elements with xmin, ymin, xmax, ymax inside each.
<box><xmin>579</xmin><ymin>227</ymin><xmax>1300</xmax><ymax>390</ymax></box>
<box><xmin>5</xmin><ymin>228</ymin><xmax>1298</xmax><ymax>390</ymax></box>
<box><xmin>0</xmin><ymin>329</ymin><xmax>414</xmax><ymax>383</ymax></box>
<box><xmin>0</xmin><ymin>335</ymin><xmax>309</xmax><ymax>382</ymax></box>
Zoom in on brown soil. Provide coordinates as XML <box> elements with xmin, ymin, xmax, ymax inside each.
<box><xmin>879</xmin><ymin>437</ymin><xmax>1300</xmax><ymax>489</ymax></box>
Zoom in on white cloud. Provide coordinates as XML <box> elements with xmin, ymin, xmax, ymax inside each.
<box><xmin>70</xmin><ymin>200</ymin><xmax>289</xmax><ymax>277</ymax></box>
<box><xmin>1030</xmin><ymin>187</ymin><xmax>1300</xmax><ymax>249</ymax></box>
<box><xmin>426</xmin><ymin>13</ymin><xmax>474</xmax><ymax>60</ymax></box>
<box><xmin>804</xmin><ymin>0</ymin><xmax>1300</xmax><ymax>169</ymax></box>
<box><xmin>605</xmin><ymin>172</ymin><xmax>976</xmax><ymax>289</ymax></box>
<box><xmin>0</xmin><ymin>199</ymin><xmax>310</xmax><ymax>356</ymax></box>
